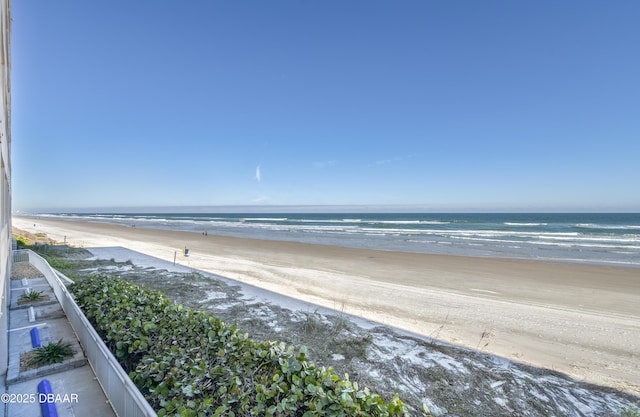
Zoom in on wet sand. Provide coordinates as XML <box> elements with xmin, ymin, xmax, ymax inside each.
<box><xmin>13</xmin><ymin>216</ymin><xmax>640</xmax><ymax>395</ymax></box>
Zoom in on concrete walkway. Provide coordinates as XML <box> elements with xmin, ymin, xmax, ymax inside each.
<box><xmin>4</xmin><ymin>267</ymin><xmax>116</xmax><ymax>417</ymax></box>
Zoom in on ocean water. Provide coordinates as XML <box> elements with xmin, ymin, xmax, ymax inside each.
<box><xmin>38</xmin><ymin>212</ymin><xmax>640</xmax><ymax>268</ymax></box>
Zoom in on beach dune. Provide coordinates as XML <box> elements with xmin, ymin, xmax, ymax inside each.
<box><xmin>13</xmin><ymin>216</ymin><xmax>640</xmax><ymax>396</ymax></box>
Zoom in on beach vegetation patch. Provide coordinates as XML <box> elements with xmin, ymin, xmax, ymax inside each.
<box><xmin>45</xmin><ymin>257</ymin><xmax>78</xmax><ymax>271</ymax></box>
<box><xmin>620</xmin><ymin>405</ymin><xmax>640</xmax><ymax>417</ymax></box>
<box><xmin>12</xmin><ymin>228</ymin><xmax>93</xmax><ymax>259</ymax></box>
<box><xmin>14</xmin><ymin>235</ymin><xmax>31</xmax><ymax>247</ymax></box>
<box><xmin>17</xmin><ymin>238</ymin><xmax>133</xmax><ymax>282</ymax></box>
<box><xmin>69</xmin><ymin>275</ymin><xmax>409</xmax><ymax>416</ymax></box>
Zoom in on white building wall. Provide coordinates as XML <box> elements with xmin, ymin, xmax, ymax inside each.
<box><xmin>0</xmin><ymin>0</ymin><xmax>11</xmax><ymax>378</ymax></box>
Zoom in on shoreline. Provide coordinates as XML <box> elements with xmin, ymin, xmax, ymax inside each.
<box><xmin>12</xmin><ymin>216</ymin><xmax>640</xmax><ymax>396</ymax></box>
<box><xmin>25</xmin><ymin>213</ymin><xmax>640</xmax><ymax>270</ymax></box>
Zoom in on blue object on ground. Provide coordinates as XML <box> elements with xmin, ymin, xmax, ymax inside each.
<box><xmin>30</xmin><ymin>327</ymin><xmax>41</xmax><ymax>348</ymax></box>
<box><xmin>37</xmin><ymin>379</ymin><xmax>58</xmax><ymax>417</ymax></box>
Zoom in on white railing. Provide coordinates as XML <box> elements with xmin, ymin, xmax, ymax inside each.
<box><xmin>12</xmin><ymin>248</ymin><xmax>29</xmax><ymax>263</ymax></box>
<box><xmin>24</xmin><ymin>250</ymin><xmax>157</xmax><ymax>417</ymax></box>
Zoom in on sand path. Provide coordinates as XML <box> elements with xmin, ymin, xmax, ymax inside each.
<box><xmin>13</xmin><ymin>217</ymin><xmax>640</xmax><ymax>396</ymax></box>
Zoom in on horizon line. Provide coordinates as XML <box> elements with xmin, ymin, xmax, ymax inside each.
<box><xmin>12</xmin><ymin>204</ymin><xmax>640</xmax><ymax>214</ymax></box>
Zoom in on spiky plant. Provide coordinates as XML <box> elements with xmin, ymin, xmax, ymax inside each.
<box><xmin>19</xmin><ymin>289</ymin><xmax>46</xmax><ymax>303</ymax></box>
<box><xmin>30</xmin><ymin>339</ymin><xmax>75</xmax><ymax>367</ymax></box>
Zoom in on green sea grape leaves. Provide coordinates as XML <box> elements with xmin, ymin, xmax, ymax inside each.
<box><xmin>69</xmin><ymin>275</ymin><xmax>408</xmax><ymax>417</ymax></box>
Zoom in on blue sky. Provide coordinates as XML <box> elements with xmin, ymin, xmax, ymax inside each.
<box><xmin>11</xmin><ymin>1</ymin><xmax>640</xmax><ymax>212</ymax></box>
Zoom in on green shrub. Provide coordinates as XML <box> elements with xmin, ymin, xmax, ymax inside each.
<box><xmin>14</xmin><ymin>235</ymin><xmax>31</xmax><ymax>248</ymax></box>
<box><xmin>45</xmin><ymin>257</ymin><xmax>77</xmax><ymax>271</ymax></box>
<box><xmin>70</xmin><ymin>275</ymin><xmax>408</xmax><ymax>416</ymax></box>
<box><xmin>30</xmin><ymin>339</ymin><xmax>75</xmax><ymax>367</ymax></box>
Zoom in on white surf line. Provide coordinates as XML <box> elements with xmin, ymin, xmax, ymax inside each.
<box><xmin>469</xmin><ymin>288</ymin><xmax>499</xmax><ymax>295</ymax></box>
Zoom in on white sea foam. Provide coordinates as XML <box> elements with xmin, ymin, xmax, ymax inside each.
<box><xmin>374</xmin><ymin>220</ymin><xmax>450</xmax><ymax>225</ymax></box>
<box><xmin>503</xmin><ymin>222</ymin><xmax>548</xmax><ymax>226</ymax></box>
<box><xmin>242</xmin><ymin>217</ymin><xmax>289</xmax><ymax>222</ymax></box>
<box><xmin>576</xmin><ymin>223</ymin><xmax>640</xmax><ymax>230</ymax></box>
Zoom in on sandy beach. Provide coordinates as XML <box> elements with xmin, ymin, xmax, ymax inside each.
<box><xmin>13</xmin><ymin>216</ymin><xmax>640</xmax><ymax>396</ymax></box>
